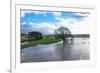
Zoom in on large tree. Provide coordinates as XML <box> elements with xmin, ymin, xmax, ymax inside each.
<box><xmin>54</xmin><ymin>26</ymin><xmax>72</xmax><ymax>43</ymax></box>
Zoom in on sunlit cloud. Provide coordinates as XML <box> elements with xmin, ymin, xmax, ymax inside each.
<box><xmin>55</xmin><ymin>17</ymin><xmax>90</xmax><ymax>34</ymax></box>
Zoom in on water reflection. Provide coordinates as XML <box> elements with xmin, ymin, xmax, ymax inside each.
<box><xmin>21</xmin><ymin>37</ymin><xmax>89</xmax><ymax>63</ymax></box>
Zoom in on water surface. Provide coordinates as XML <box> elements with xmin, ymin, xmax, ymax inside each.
<box><xmin>21</xmin><ymin>37</ymin><xmax>89</xmax><ymax>63</ymax></box>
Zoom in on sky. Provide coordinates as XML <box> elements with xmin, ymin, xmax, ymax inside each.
<box><xmin>21</xmin><ymin>10</ymin><xmax>90</xmax><ymax>35</ymax></box>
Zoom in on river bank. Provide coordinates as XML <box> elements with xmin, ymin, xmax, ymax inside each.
<box><xmin>21</xmin><ymin>38</ymin><xmax>62</xmax><ymax>49</ymax></box>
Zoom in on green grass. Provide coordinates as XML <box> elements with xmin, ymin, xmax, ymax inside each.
<box><xmin>21</xmin><ymin>35</ymin><xmax>28</xmax><ymax>42</ymax></box>
<box><xmin>21</xmin><ymin>38</ymin><xmax>62</xmax><ymax>49</ymax></box>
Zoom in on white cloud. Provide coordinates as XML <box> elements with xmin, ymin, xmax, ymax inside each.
<box><xmin>23</xmin><ymin>22</ymin><xmax>57</xmax><ymax>35</ymax></box>
<box><xmin>21</xmin><ymin>10</ymin><xmax>47</xmax><ymax>17</ymax></box>
<box><xmin>21</xmin><ymin>22</ymin><xmax>26</xmax><ymax>25</ymax></box>
<box><xmin>23</xmin><ymin>15</ymin><xmax>90</xmax><ymax>34</ymax></box>
<box><xmin>21</xmin><ymin>11</ymin><xmax>33</xmax><ymax>17</ymax></box>
<box><xmin>21</xmin><ymin>11</ymin><xmax>25</xmax><ymax>17</ymax></box>
<box><xmin>52</xmin><ymin>12</ymin><xmax>61</xmax><ymax>17</ymax></box>
<box><xmin>75</xmin><ymin>13</ymin><xmax>90</xmax><ymax>17</ymax></box>
<box><xmin>55</xmin><ymin>16</ymin><xmax>90</xmax><ymax>34</ymax></box>
<box><xmin>22</xmin><ymin>17</ymin><xmax>90</xmax><ymax>34</ymax></box>
<box><xmin>21</xmin><ymin>11</ymin><xmax>90</xmax><ymax>34</ymax></box>
<box><xmin>33</xmin><ymin>11</ymin><xmax>47</xmax><ymax>15</ymax></box>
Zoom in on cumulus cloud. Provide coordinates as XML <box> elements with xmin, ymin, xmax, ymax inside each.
<box><xmin>52</xmin><ymin>12</ymin><xmax>61</xmax><ymax>17</ymax></box>
<box><xmin>21</xmin><ymin>10</ymin><xmax>90</xmax><ymax>34</ymax></box>
<box><xmin>21</xmin><ymin>22</ymin><xmax>57</xmax><ymax>35</ymax></box>
<box><xmin>21</xmin><ymin>16</ymin><xmax>90</xmax><ymax>34</ymax></box>
<box><xmin>75</xmin><ymin>13</ymin><xmax>90</xmax><ymax>17</ymax></box>
<box><xmin>55</xmin><ymin>16</ymin><xmax>90</xmax><ymax>34</ymax></box>
<box><xmin>31</xmin><ymin>22</ymin><xmax>56</xmax><ymax>30</ymax></box>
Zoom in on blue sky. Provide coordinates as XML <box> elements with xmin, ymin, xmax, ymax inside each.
<box><xmin>21</xmin><ymin>10</ymin><xmax>90</xmax><ymax>35</ymax></box>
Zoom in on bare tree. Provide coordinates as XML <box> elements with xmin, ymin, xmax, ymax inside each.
<box><xmin>54</xmin><ymin>26</ymin><xmax>73</xmax><ymax>43</ymax></box>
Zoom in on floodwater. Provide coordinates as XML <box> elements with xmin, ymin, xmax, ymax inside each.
<box><xmin>21</xmin><ymin>37</ymin><xmax>90</xmax><ymax>63</ymax></box>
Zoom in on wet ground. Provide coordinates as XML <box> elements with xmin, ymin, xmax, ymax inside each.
<box><xmin>21</xmin><ymin>37</ymin><xmax>89</xmax><ymax>63</ymax></box>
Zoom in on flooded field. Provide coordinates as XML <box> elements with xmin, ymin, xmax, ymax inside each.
<box><xmin>21</xmin><ymin>37</ymin><xmax>90</xmax><ymax>63</ymax></box>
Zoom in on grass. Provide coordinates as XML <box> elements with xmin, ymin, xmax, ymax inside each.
<box><xmin>21</xmin><ymin>35</ymin><xmax>28</xmax><ymax>42</ymax></box>
<box><xmin>21</xmin><ymin>38</ymin><xmax>62</xmax><ymax>49</ymax></box>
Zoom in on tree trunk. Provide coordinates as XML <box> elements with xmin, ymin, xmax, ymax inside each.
<box><xmin>62</xmin><ymin>37</ymin><xmax>68</xmax><ymax>44</ymax></box>
<box><xmin>62</xmin><ymin>38</ymin><xmax>66</xmax><ymax>43</ymax></box>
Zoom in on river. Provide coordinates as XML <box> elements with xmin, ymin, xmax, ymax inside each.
<box><xmin>21</xmin><ymin>37</ymin><xmax>89</xmax><ymax>63</ymax></box>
